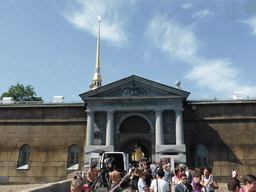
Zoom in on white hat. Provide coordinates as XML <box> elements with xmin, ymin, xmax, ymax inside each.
<box><xmin>179</xmin><ymin>164</ymin><xmax>186</xmax><ymax>168</ymax></box>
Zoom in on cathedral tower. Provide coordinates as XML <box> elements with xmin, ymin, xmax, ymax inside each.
<box><xmin>91</xmin><ymin>16</ymin><xmax>102</xmax><ymax>90</ymax></box>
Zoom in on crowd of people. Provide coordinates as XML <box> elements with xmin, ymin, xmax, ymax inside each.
<box><xmin>69</xmin><ymin>160</ymin><xmax>256</xmax><ymax>192</ymax></box>
<box><xmin>127</xmin><ymin>162</ymin><xmax>256</xmax><ymax>192</ymax></box>
<box><xmin>128</xmin><ymin>162</ymin><xmax>194</xmax><ymax>192</ymax></box>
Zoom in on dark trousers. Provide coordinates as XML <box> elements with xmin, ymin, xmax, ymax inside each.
<box><xmin>88</xmin><ymin>181</ymin><xmax>94</xmax><ymax>190</ymax></box>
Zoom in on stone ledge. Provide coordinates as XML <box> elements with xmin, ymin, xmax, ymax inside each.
<box><xmin>187</xmin><ymin>116</ymin><xmax>256</xmax><ymax>121</ymax></box>
<box><xmin>0</xmin><ymin>103</ymin><xmax>85</xmax><ymax>108</ymax></box>
<box><xmin>155</xmin><ymin>145</ymin><xmax>186</xmax><ymax>153</ymax></box>
<box><xmin>0</xmin><ymin>118</ymin><xmax>86</xmax><ymax>123</ymax></box>
<box><xmin>84</xmin><ymin>145</ymin><xmax>114</xmax><ymax>154</ymax></box>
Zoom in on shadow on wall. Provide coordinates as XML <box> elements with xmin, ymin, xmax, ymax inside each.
<box><xmin>185</xmin><ymin>119</ymin><xmax>244</xmax><ymax>170</ymax></box>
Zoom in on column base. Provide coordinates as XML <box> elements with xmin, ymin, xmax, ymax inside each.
<box><xmin>84</xmin><ymin>145</ymin><xmax>114</xmax><ymax>154</ymax></box>
<box><xmin>153</xmin><ymin>153</ymin><xmax>186</xmax><ymax>164</ymax></box>
<box><xmin>155</xmin><ymin>144</ymin><xmax>186</xmax><ymax>153</ymax></box>
<box><xmin>153</xmin><ymin>145</ymin><xmax>186</xmax><ymax>169</ymax></box>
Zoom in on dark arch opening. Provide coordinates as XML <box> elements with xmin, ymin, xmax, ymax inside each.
<box><xmin>119</xmin><ymin>116</ymin><xmax>151</xmax><ymax>162</ymax></box>
<box><xmin>119</xmin><ymin>116</ymin><xmax>150</xmax><ymax>133</ymax></box>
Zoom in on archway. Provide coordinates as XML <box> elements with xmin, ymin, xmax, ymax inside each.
<box><xmin>119</xmin><ymin>116</ymin><xmax>151</xmax><ymax>163</ymax></box>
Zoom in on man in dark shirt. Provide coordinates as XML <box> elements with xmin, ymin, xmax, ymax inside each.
<box><xmin>175</xmin><ymin>173</ymin><xmax>193</xmax><ymax>192</ymax></box>
<box><xmin>144</xmin><ymin>166</ymin><xmax>152</xmax><ymax>188</ymax></box>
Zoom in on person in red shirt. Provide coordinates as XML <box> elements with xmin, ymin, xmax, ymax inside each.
<box><xmin>177</xmin><ymin>167</ymin><xmax>185</xmax><ymax>180</ymax></box>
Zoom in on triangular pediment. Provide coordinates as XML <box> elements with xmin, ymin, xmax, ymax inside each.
<box><xmin>79</xmin><ymin>75</ymin><xmax>190</xmax><ymax>101</ymax></box>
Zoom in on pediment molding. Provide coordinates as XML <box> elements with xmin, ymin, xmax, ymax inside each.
<box><xmin>80</xmin><ymin>75</ymin><xmax>190</xmax><ymax>101</ymax></box>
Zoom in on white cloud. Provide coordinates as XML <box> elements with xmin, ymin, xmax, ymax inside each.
<box><xmin>240</xmin><ymin>16</ymin><xmax>256</xmax><ymax>35</ymax></box>
<box><xmin>63</xmin><ymin>0</ymin><xmax>136</xmax><ymax>46</ymax></box>
<box><xmin>145</xmin><ymin>14</ymin><xmax>199</xmax><ymax>60</ymax></box>
<box><xmin>144</xmin><ymin>50</ymin><xmax>151</xmax><ymax>62</ymax></box>
<box><xmin>181</xmin><ymin>3</ymin><xmax>193</xmax><ymax>9</ymax></box>
<box><xmin>192</xmin><ymin>10</ymin><xmax>213</xmax><ymax>19</ymax></box>
<box><xmin>145</xmin><ymin>12</ymin><xmax>256</xmax><ymax>98</ymax></box>
<box><xmin>185</xmin><ymin>59</ymin><xmax>256</xmax><ymax>96</ymax></box>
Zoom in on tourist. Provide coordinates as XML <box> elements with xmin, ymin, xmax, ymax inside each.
<box><xmin>144</xmin><ymin>166</ymin><xmax>153</xmax><ymax>188</ymax></box>
<box><xmin>157</xmin><ymin>163</ymin><xmax>163</xmax><ymax>172</ymax></box>
<box><xmin>173</xmin><ymin>163</ymin><xmax>179</xmax><ymax>177</ymax></box>
<box><xmin>131</xmin><ymin>168</ymin><xmax>141</xmax><ymax>192</ymax></box>
<box><xmin>109</xmin><ymin>165</ymin><xmax>121</xmax><ymax>192</ymax></box>
<box><xmin>202</xmin><ymin>167</ymin><xmax>218</xmax><ymax>192</ymax></box>
<box><xmin>192</xmin><ymin>167</ymin><xmax>212</xmax><ymax>192</ymax></box>
<box><xmin>181</xmin><ymin>165</ymin><xmax>192</xmax><ymax>184</ymax></box>
<box><xmin>70</xmin><ymin>177</ymin><xmax>85</xmax><ymax>192</ymax></box>
<box><xmin>87</xmin><ymin>165</ymin><xmax>97</xmax><ymax>192</ymax></box>
<box><xmin>239</xmin><ymin>174</ymin><xmax>256</xmax><ymax>192</ymax></box>
<box><xmin>150</xmin><ymin>162</ymin><xmax>157</xmax><ymax>179</ymax></box>
<box><xmin>105</xmin><ymin>163</ymin><xmax>113</xmax><ymax>187</ymax></box>
<box><xmin>232</xmin><ymin>169</ymin><xmax>238</xmax><ymax>178</ymax></box>
<box><xmin>227</xmin><ymin>178</ymin><xmax>241</xmax><ymax>192</ymax></box>
<box><xmin>163</xmin><ymin>164</ymin><xmax>172</xmax><ymax>190</ymax></box>
<box><xmin>172</xmin><ymin>163</ymin><xmax>180</xmax><ymax>187</ymax></box>
<box><xmin>150</xmin><ymin>169</ymin><xmax>169</xmax><ymax>192</ymax></box>
<box><xmin>104</xmin><ymin>154</ymin><xmax>109</xmax><ymax>164</ymax></box>
<box><xmin>175</xmin><ymin>173</ymin><xmax>193</xmax><ymax>192</ymax></box>
<box><xmin>138</xmin><ymin>171</ymin><xmax>150</xmax><ymax>191</ymax></box>
<box><xmin>129</xmin><ymin>163</ymin><xmax>137</xmax><ymax>180</ymax></box>
<box><xmin>177</xmin><ymin>167</ymin><xmax>185</xmax><ymax>181</ymax></box>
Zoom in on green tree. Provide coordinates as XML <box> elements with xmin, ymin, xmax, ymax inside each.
<box><xmin>0</xmin><ymin>82</ymin><xmax>42</xmax><ymax>101</ymax></box>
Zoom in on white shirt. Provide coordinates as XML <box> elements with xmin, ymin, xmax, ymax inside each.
<box><xmin>104</xmin><ymin>158</ymin><xmax>109</xmax><ymax>164</ymax></box>
<box><xmin>129</xmin><ymin>167</ymin><xmax>135</xmax><ymax>179</ymax></box>
<box><xmin>232</xmin><ymin>170</ymin><xmax>237</xmax><ymax>178</ymax></box>
<box><xmin>150</xmin><ymin>178</ymin><xmax>169</xmax><ymax>192</ymax></box>
<box><xmin>202</xmin><ymin>175</ymin><xmax>214</xmax><ymax>192</ymax></box>
<box><xmin>150</xmin><ymin>164</ymin><xmax>157</xmax><ymax>173</ymax></box>
<box><xmin>138</xmin><ymin>178</ymin><xmax>147</xmax><ymax>192</ymax></box>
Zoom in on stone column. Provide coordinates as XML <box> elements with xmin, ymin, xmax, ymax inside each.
<box><xmin>106</xmin><ymin>110</ymin><xmax>115</xmax><ymax>146</ymax></box>
<box><xmin>86</xmin><ymin>110</ymin><xmax>95</xmax><ymax>145</ymax></box>
<box><xmin>175</xmin><ymin>109</ymin><xmax>184</xmax><ymax>145</ymax></box>
<box><xmin>155</xmin><ymin>109</ymin><xmax>164</xmax><ymax>146</ymax></box>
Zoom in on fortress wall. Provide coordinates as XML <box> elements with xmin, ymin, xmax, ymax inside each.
<box><xmin>0</xmin><ymin>104</ymin><xmax>86</xmax><ymax>183</ymax></box>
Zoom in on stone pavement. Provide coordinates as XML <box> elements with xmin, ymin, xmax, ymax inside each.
<box><xmin>0</xmin><ymin>183</ymin><xmax>229</xmax><ymax>192</ymax></box>
<box><xmin>0</xmin><ymin>184</ymin><xmax>46</xmax><ymax>192</ymax></box>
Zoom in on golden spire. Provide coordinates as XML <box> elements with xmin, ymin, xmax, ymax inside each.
<box><xmin>92</xmin><ymin>15</ymin><xmax>102</xmax><ymax>90</ymax></box>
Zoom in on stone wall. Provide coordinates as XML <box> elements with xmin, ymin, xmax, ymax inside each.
<box><xmin>1</xmin><ymin>100</ymin><xmax>256</xmax><ymax>183</ymax></box>
<box><xmin>0</xmin><ymin>103</ymin><xmax>86</xmax><ymax>184</ymax></box>
<box><xmin>184</xmin><ymin>101</ymin><xmax>256</xmax><ymax>182</ymax></box>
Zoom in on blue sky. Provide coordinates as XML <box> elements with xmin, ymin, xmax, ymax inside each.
<box><xmin>1</xmin><ymin>0</ymin><xmax>256</xmax><ymax>101</ymax></box>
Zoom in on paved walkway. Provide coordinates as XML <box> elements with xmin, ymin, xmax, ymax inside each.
<box><xmin>0</xmin><ymin>183</ymin><xmax>229</xmax><ymax>192</ymax></box>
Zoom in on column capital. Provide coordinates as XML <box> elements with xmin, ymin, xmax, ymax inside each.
<box><xmin>154</xmin><ymin>109</ymin><xmax>164</xmax><ymax>113</ymax></box>
<box><xmin>85</xmin><ymin>110</ymin><xmax>95</xmax><ymax>113</ymax></box>
<box><xmin>105</xmin><ymin>110</ymin><xmax>115</xmax><ymax>114</ymax></box>
<box><xmin>174</xmin><ymin>109</ymin><xmax>184</xmax><ymax>113</ymax></box>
